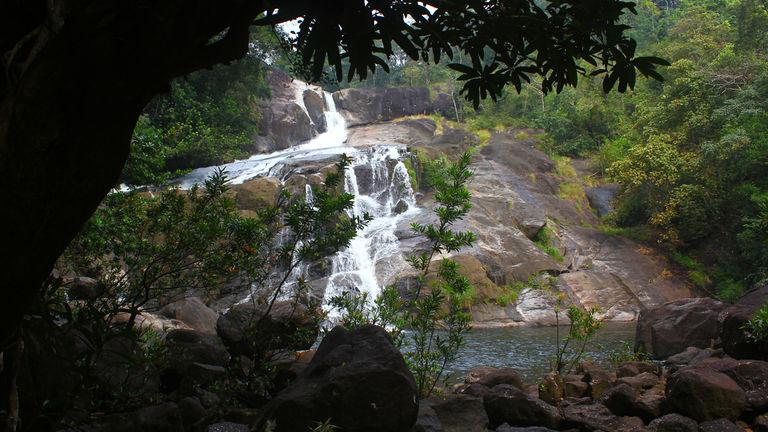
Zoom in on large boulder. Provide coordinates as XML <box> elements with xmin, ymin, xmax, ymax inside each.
<box><xmin>230</xmin><ymin>177</ymin><xmax>282</xmax><ymax>210</ymax></box>
<box><xmin>561</xmin><ymin>400</ymin><xmax>643</xmax><ymax>431</ymax></box>
<box><xmin>256</xmin><ymin>325</ymin><xmax>418</xmax><ymax>432</ymax></box>
<box><xmin>427</xmin><ymin>394</ymin><xmax>489</xmax><ymax>432</ymax></box>
<box><xmin>160</xmin><ymin>296</ymin><xmax>219</xmax><ymax>335</ymax></box>
<box><xmin>483</xmin><ymin>384</ymin><xmax>562</xmax><ymax>430</ymax></box>
<box><xmin>636</xmin><ymin>298</ymin><xmax>727</xmax><ymax>360</ymax></box>
<box><xmin>251</xmin><ymin>69</ymin><xmax>316</xmax><ymax>153</ymax></box>
<box><xmin>666</xmin><ymin>365</ymin><xmax>747</xmax><ymax>421</ymax></box>
<box><xmin>465</xmin><ymin>366</ymin><xmax>524</xmax><ymax>390</ymax></box>
<box><xmin>646</xmin><ymin>413</ymin><xmax>699</xmax><ymax>432</ymax></box>
<box><xmin>162</xmin><ymin>329</ymin><xmax>230</xmax><ymax>392</ymax></box>
<box><xmin>585</xmin><ymin>184</ymin><xmax>620</xmax><ymax>217</ymax></box>
<box><xmin>721</xmin><ymin>283</ymin><xmax>768</xmax><ymax>361</ymax></box>
<box><xmin>333</xmin><ymin>87</ymin><xmax>432</xmax><ymax>127</ymax></box>
<box><xmin>696</xmin><ymin>357</ymin><xmax>768</xmax><ymax>412</ymax></box>
<box><xmin>216</xmin><ymin>300</ymin><xmax>319</xmax><ymax>357</ymax></box>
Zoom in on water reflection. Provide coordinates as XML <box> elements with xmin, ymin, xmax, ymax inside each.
<box><xmin>445</xmin><ymin>322</ymin><xmax>636</xmax><ymax>382</ymax></box>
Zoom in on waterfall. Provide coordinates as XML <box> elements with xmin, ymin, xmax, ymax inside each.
<box><xmin>324</xmin><ymin>146</ymin><xmax>418</xmax><ymax>319</ymax></box>
<box><xmin>173</xmin><ymin>86</ymin><xmax>420</xmax><ymax>316</ymax></box>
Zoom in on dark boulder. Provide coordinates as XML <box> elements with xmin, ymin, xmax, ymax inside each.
<box><xmin>665</xmin><ymin>347</ymin><xmax>726</xmax><ymax>370</ymax></box>
<box><xmin>216</xmin><ymin>300</ymin><xmax>319</xmax><ymax>357</ymax></box>
<box><xmin>495</xmin><ymin>425</ymin><xmax>559</xmax><ymax>432</ymax></box>
<box><xmin>483</xmin><ymin>384</ymin><xmax>562</xmax><ymax>430</ymax></box>
<box><xmin>561</xmin><ymin>400</ymin><xmax>642</xmax><ymax>431</ymax></box>
<box><xmin>256</xmin><ymin>325</ymin><xmax>418</xmax><ymax>432</ymax></box>
<box><xmin>618</xmin><ymin>372</ymin><xmax>660</xmax><ymax>390</ymax></box>
<box><xmin>698</xmin><ymin>418</ymin><xmax>744</xmax><ymax>432</ymax></box>
<box><xmin>636</xmin><ymin>298</ymin><xmax>727</xmax><ymax>360</ymax></box>
<box><xmin>617</xmin><ymin>361</ymin><xmax>660</xmax><ymax>378</ymax></box>
<box><xmin>579</xmin><ymin>360</ymin><xmax>615</xmax><ymax>399</ymax></box>
<box><xmin>428</xmin><ymin>394</ymin><xmax>489</xmax><ymax>432</ymax></box>
<box><xmin>647</xmin><ymin>414</ymin><xmax>699</xmax><ymax>432</ymax></box>
<box><xmin>162</xmin><ymin>329</ymin><xmax>230</xmax><ymax>392</ymax></box>
<box><xmin>695</xmin><ymin>357</ymin><xmax>768</xmax><ymax>412</ymax></box>
<box><xmin>666</xmin><ymin>365</ymin><xmax>747</xmax><ymax>421</ymax></box>
<box><xmin>721</xmin><ymin>283</ymin><xmax>768</xmax><ymax>361</ymax></box>
<box><xmin>413</xmin><ymin>400</ymin><xmax>443</xmax><ymax>432</ymax></box>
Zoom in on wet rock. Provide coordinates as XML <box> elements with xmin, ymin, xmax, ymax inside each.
<box><xmin>252</xmin><ymin>69</ymin><xmax>315</xmax><ymax>153</ymax></box>
<box><xmin>303</xmin><ymin>89</ymin><xmax>327</xmax><ymax>133</ymax></box>
<box><xmin>216</xmin><ymin>301</ymin><xmax>318</xmax><ymax>357</ymax></box>
<box><xmin>393</xmin><ymin>199</ymin><xmax>409</xmax><ymax>214</ymax></box>
<box><xmin>721</xmin><ymin>283</ymin><xmax>768</xmax><ymax>361</ymax></box>
<box><xmin>483</xmin><ymin>384</ymin><xmax>562</xmax><ymax>430</ymax></box>
<box><xmin>647</xmin><ymin>413</ymin><xmax>698</xmax><ymax>432</ymax></box>
<box><xmin>666</xmin><ymin>365</ymin><xmax>747</xmax><ymax>421</ymax></box>
<box><xmin>257</xmin><ymin>325</ymin><xmax>418</xmax><ymax>432</ymax></box>
<box><xmin>636</xmin><ymin>298</ymin><xmax>727</xmax><ymax>360</ymax></box>
<box><xmin>160</xmin><ymin>296</ymin><xmax>218</xmax><ymax>335</ymax></box>
<box><xmin>698</xmin><ymin>418</ymin><xmax>744</xmax><ymax>432</ymax></box>
<box><xmin>429</xmin><ymin>394</ymin><xmax>489</xmax><ymax>432</ymax></box>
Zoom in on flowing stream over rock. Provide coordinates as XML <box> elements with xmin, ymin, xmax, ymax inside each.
<box><xmin>176</xmin><ymin>84</ymin><xmax>419</xmax><ymax>314</ymax></box>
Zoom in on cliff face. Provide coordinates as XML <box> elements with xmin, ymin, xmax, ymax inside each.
<box><xmin>343</xmin><ymin>119</ymin><xmax>693</xmax><ymax>326</ymax></box>
<box><xmin>333</xmin><ymin>87</ymin><xmax>433</xmax><ymax>127</ymax></box>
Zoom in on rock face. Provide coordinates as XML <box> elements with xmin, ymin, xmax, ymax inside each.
<box><xmin>343</xmin><ymin>120</ymin><xmax>692</xmax><ymax>327</ymax></box>
<box><xmin>427</xmin><ymin>395</ymin><xmax>489</xmax><ymax>432</ymax></box>
<box><xmin>635</xmin><ymin>297</ymin><xmax>727</xmax><ymax>359</ymax></box>
<box><xmin>585</xmin><ymin>184</ymin><xmax>620</xmax><ymax>217</ymax></box>
<box><xmin>251</xmin><ymin>69</ymin><xmax>322</xmax><ymax>153</ymax></box>
<box><xmin>256</xmin><ymin>325</ymin><xmax>418</xmax><ymax>432</ymax></box>
<box><xmin>333</xmin><ymin>87</ymin><xmax>431</xmax><ymax>126</ymax></box>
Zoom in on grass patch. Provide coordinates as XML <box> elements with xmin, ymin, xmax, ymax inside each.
<box><xmin>533</xmin><ymin>226</ymin><xmax>564</xmax><ymax>262</ymax></box>
<box><xmin>597</xmin><ymin>224</ymin><xmax>655</xmax><ymax>242</ymax></box>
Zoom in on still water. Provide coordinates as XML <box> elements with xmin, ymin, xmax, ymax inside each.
<box><xmin>444</xmin><ymin>322</ymin><xmax>637</xmax><ymax>382</ymax></box>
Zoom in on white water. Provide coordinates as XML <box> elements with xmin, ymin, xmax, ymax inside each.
<box><xmin>175</xmin><ymin>90</ymin><xmax>349</xmax><ymax>188</ymax></box>
<box><xmin>175</xmin><ymin>86</ymin><xmax>419</xmax><ymax>313</ymax></box>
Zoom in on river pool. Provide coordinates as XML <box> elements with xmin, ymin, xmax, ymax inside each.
<box><xmin>442</xmin><ymin>322</ymin><xmax>637</xmax><ymax>383</ymax></box>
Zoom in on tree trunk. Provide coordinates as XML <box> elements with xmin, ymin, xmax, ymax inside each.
<box><xmin>0</xmin><ymin>0</ymin><xmax>266</xmax><ymax>346</ymax></box>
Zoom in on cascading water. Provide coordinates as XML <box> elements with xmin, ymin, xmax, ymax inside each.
<box><xmin>174</xmin><ymin>84</ymin><xmax>420</xmax><ymax>317</ymax></box>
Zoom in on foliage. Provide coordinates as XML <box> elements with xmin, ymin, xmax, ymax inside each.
<box><xmin>551</xmin><ymin>296</ymin><xmax>605</xmax><ymax>375</ymax></box>
<box><xmin>605</xmin><ymin>340</ymin><xmax>652</xmax><ymax>368</ymax></box>
<box><xmin>290</xmin><ymin>1</ymin><xmax>666</xmax><ymax>108</ymax></box>
<box><xmin>533</xmin><ymin>226</ymin><xmax>565</xmax><ymax>263</ymax></box>
<box><xmin>332</xmin><ymin>152</ymin><xmax>476</xmax><ymax>398</ymax></box>
<box><xmin>35</xmin><ymin>157</ymin><xmax>366</xmax><ymax>421</ymax></box>
<box><xmin>744</xmin><ymin>302</ymin><xmax>768</xmax><ymax>343</ymax></box>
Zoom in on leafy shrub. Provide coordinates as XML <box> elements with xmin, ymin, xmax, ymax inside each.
<box><xmin>744</xmin><ymin>303</ymin><xmax>768</xmax><ymax>343</ymax></box>
<box><xmin>533</xmin><ymin>226</ymin><xmax>564</xmax><ymax>262</ymax></box>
